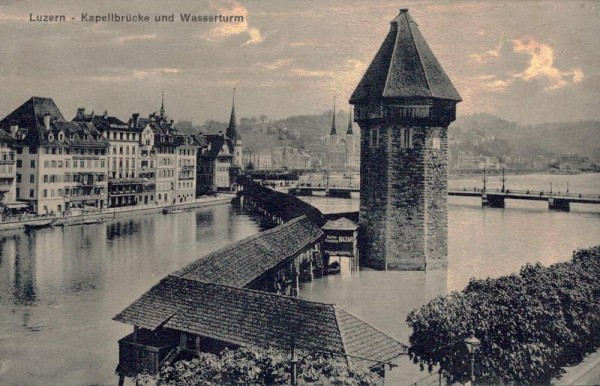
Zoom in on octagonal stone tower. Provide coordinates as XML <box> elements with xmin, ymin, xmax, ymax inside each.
<box><xmin>350</xmin><ymin>9</ymin><xmax>461</xmax><ymax>270</ymax></box>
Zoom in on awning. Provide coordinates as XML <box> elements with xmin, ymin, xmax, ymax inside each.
<box><xmin>4</xmin><ymin>202</ymin><xmax>29</xmax><ymax>209</ymax></box>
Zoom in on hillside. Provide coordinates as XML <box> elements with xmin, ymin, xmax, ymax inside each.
<box><xmin>176</xmin><ymin>112</ymin><xmax>599</xmax><ymax>168</ymax></box>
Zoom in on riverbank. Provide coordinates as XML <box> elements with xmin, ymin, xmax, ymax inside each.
<box><xmin>0</xmin><ymin>193</ymin><xmax>234</xmax><ymax>232</ymax></box>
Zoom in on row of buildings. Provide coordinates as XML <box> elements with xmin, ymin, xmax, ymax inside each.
<box><xmin>0</xmin><ymin>95</ymin><xmax>243</xmax><ymax>215</ymax></box>
<box><xmin>241</xmin><ymin>101</ymin><xmax>360</xmax><ymax>172</ymax></box>
<box><xmin>243</xmin><ymin>145</ymin><xmax>313</xmax><ymax>170</ymax></box>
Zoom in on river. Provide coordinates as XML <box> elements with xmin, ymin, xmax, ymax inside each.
<box><xmin>0</xmin><ymin>173</ymin><xmax>598</xmax><ymax>385</ymax></box>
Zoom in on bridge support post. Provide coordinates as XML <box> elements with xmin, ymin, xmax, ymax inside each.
<box><xmin>487</xmin><ymin>194</ymin><xmax>505</xmax><ymax>208</ymax></box>
<box><xmin>481</xmin><ymin>193</ymin><xmax>488</xmax><ymax>207</ymax></box>
<box><xmin>548</xmin><ymin>198</ymin><xmax>570</xmax><ymax>212</ymax></box>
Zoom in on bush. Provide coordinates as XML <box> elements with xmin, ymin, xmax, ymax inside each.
<box><xmin>406</xmin><ymin>245</ymin><xmax>600</xmax><ymax>384</ymax></box>
<box><xmin>135</xmin><ymin>346</ymin><xmax>378</xmax><ymax>385</ymax></box>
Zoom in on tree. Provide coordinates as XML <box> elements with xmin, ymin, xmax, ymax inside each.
<box><xmin>135</xmin><ymin>346</ymin><xmax>379</xmax><ymax>385</ymax></box>
<box><xmin>406</xmin><ymin>245</ymin><xmax>600</xmax><ymax>385</ymax></box>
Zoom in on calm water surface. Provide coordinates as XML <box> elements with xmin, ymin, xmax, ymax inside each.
<box><xmin>0</xmin><ymin>173</ymin><xmax>598</xmax><ymax>385</ymax></box>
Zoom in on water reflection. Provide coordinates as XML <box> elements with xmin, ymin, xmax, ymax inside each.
<box><xmin>13</xmin><ymin>235</ymin><xmax>37</xmax><ymax>306</ymax></box>
<box><xmin>107</xmin><ymin>220</ymin><xmax>143</xmax><ymax>240</ymax></box>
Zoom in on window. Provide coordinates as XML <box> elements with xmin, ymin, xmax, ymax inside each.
<box><xmin>400</xmin><ymin>128</ymin><xmax>413</xmax><ymax>149</ymax></box>
<box><xmin>16</xmin><ymin>160</ymin><xmax>22</xmax><ymax>168</ymax></box>
<box><xmin>17</xmin><ymin>148</ymin><xmax>23</xmax><ymax>154</ymax></box>
<box><xmin>16</xmin><ymin>173</ymin><xmax>21</xmax><ymax>183</ymax></box>
<box><xmin>43</xmin><ymin>189</ymin><xmax>47</xmax><ymax>198</ymax></box>
<box><xmin>44</xmin><ymin>175</ymin><xmax>48</xmax><ymax>183</ymax></box>
<box><xmin>30</xmin><ymin>160</ymin><xmax>35</xmax><ymax>168</ymax></box>
<box><xmin>30</xmin><ymin>174</ymin><xmax>34</xmax><ymax>183</ymax></box>
<box><xmin>51</xmin><ymin>160</ymin><xmax>57</xmax><ymax>168</ymax></box>
<box><xmin>432</xmin><ymin>136</ymin><xmax>441</xmax><ymax>150</ymax></box>
<box><xmin>29</xmin><ymin>189</ymin><xmax>34</xmax><ymax>198</ymax></box>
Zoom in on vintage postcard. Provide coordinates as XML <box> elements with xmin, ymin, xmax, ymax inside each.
<box><xmin>0</xmin><ymin>1</ymin><xmax>598</xmax><ymax>385</ymax></box>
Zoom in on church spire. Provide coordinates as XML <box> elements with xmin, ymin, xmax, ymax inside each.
<box><xmin>226</xmin><ymin>88</ymin><xmax>240</xmax><ymax>140</ymax></box>
<box><xmin>160</xmin><ymin>91</ymin><xmax>165</xmax><ymax>118</ymax></box>
<box><xmin>330</xmin><ymin>96</ymin><xmax>337</xmax><ymax>136</ymax></box>
<box><xmin>347</xmin><ymin>108</ymin><xmax>353</xmax><ymax>135</ymax></box>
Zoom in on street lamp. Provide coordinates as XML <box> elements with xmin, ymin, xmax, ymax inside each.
<box><xmin>465</xmin><ymin>330</ymin><xmax>481</xmax><ymax>385</ymax></box>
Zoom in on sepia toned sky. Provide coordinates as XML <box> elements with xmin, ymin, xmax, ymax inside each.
<box><xmin>0</xmin><ymin>0</ymin><xmax>598</xmax><ymax>125</ymax></box>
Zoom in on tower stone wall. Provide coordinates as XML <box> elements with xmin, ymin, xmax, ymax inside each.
<box><xmin>350</xmin><ymin>9</ymin><xmax>460</xmax><ymax>270</ymax></box>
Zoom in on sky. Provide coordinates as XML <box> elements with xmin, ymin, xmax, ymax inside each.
<box><xmin>0</xmin><ymin>0</ymin><xmax>598</xmax><ymax>125</ymax></box>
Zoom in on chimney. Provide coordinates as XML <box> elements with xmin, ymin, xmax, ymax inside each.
<box><xmin>103</xmin><ymin>110</ymin><xmax>108</xmax><ymax>118</ymax></box>
<box><xmin>170</xmin><ymin>119</ymin><xmax>174</xmax><ymax>126</ymax></box>
<box><xmin>77</xmin><ymin>107</ymin><xmax>85</xmax><ymax>118</ymax></box>
<box><xmin>132</xmin><ymin>113</ymin><xmax>140</xmax><ymax>127</ymax></box>
<box><xmin>219</xmin><ymin>130</ymin><xmax>224</xmax><ymax>137</ymax></box>
<box><xmin>10</xmin><ymin>123</ymin><xmax>18</xmax><ymax>136</ymax></box>
<box><xmin>43</xmin><ymin>113</ymin><xmax>50</xmax><ymax>130</ymax></box>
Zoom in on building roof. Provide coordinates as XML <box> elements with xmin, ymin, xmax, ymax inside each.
<box><xmin>330</xmin><ymin>97</ymin><xmax>337</xmax><ymax>136</ymax></box>
<box><xmin>226</xmin><ymin>90</ymin><xmax>240</xmax><ymax>141</ymax></box>
<box><xmin>350</xmin><ymin>9</ymin><xmax>461</xmax><ymax>103</ymax></box>
<box><xmin>201</xmin><ymin>134</ymin><xmax>233</xmax><ymax>160</ymax></box>
<box><xmin>347</xmin><ymin>110</ymin><xmax>353</xmax><ymax>135</ymax></box>
<box><xmin>322</xmin><ymin>217</ymin><xmax>358</xmax><ymax>231</ymax></box>
<box><xmin>0</xmin><ymin>97</ymin><xmax>107</xmax><ymax>148</ymax></box>
<box><xmin>113</xmin><ymin>275</ymin><xmax>406</xmax><ymax>367</ymax></box>
<box><xmin>173</xmin><ymin>215</ymin><xmax>323</xmax><ymax>288</ymax></box>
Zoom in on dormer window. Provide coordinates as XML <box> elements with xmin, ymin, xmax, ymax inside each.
<box><xmin>48</xmin><ymin>133</ymin><xmax>54</xmax><ymax>141</ymax></box>
<box><xmin>58</xmin><ymin>132</ymin><xmax>64</xmax><ymax>141</ymax></box>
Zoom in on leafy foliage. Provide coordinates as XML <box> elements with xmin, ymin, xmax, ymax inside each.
<box><xmin>135</xmin><ymin>346</ymin><xmax>378</xmax><ymax>386</ymax></box>
<box><xmin>407</xmin><ymin>245</ymin><xmax>600</xmax><ymax>384</ymax></box>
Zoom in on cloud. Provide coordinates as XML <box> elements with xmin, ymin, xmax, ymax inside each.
<box><xmin>263</xmin><ymin>59</ymin><xmax>292</xmax><ymax>70</ymax></box>
<box><xmin>469</xmin><ymin>43</ymin><xmax>502</xmax><ymax>64</ymax></box>
<box><xmin>90</xmin><ymin>68</ymin><xmax>181</xmax><ymax>82</ymax></box>
<box><xmin>202</xmin><ymin>1</ymin><xmax>264</xmax><ymax>46</ymax></box>
<box><xmin>512</xmin><ymin>37</ymin><xmax>583</xmax><ymax>90</ymax></box>
<box><xmin>426</xmin><ymin>3</ymin><xmax>489</xmax><ymax>13</ymax></box>
<box><xmin>116</xmin><ymin>33</ymin><xmax>157</xmax><ymax>44</ymax></box>
<box><xmin>290</xmin><ymin>68</ymin><xmax>330</xmax><ymax>78</ymax></box>
<box><xmin>0</xmin><ymin>11</ymin><xmax>30</xmax><ymax>22</ymax></box>
<box><xmin>132</xmin><ymin>68</ymin><xmax>181</xmax><ymax>79</ymax></box>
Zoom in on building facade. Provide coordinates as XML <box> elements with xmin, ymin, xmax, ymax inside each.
<box><xmin>323</xmin><ymin>103</ymin><xmax>359</xmax><ymax>171</ymax></box>
<box><xmin>0</xmin><ymin>130</ymin><xmax>17</xmax><ymax>205</ymax></box>
<box><xmin>196</xmin><ymin>95</ymin><xmax>242</xmax><ymax>194</ymax></box>
<box><xmin>0</xmin><ymin>97</ymin><xmax>109</xmax><ymax>214</ymax></box>
<box><xmin>350</xmin><ymin>9</ymin><xmax>461</xmax><ymax>270</ymax></box>
<box><xmin>74</xmin><ymin>109</ymin><xmax>143</xmax><ymax>208</ymax></box>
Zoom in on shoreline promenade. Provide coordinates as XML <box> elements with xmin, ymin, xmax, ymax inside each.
<box><xmin>0</xmin><ymin>193</ymin><xmax>234</xmax><ymax>231</ymax></box>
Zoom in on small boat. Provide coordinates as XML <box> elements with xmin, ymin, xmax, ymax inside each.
<box><xmin>24</xmin><ymin>219</ymin><xmax>55</xmax><ymax>231</ymax></box>
<box><xmin>65</xmin><ymin>217</ymin><xmax>104</xmax><ymax>226</ymax></box>
<box><xmin>83</xmin><ymin>218</ymin><xmax>104</xmax><ymax>225</ymax></box>
<box><xmin>326</xmin><ymin>261</ymin><xmax>341</xmax><ymax>275</ymax></box>
<box><xmin>162</xmin><ymin>206</ymin><xmax>190</xmax><ymax>214</ymax></box>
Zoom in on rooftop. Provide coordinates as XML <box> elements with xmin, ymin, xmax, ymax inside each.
<box><xmin>113</xmin><ymin>275</ymin><xmax>406</xmax><ymax>367</ymax></box>
<box><xmin>173</xmin><ymin>215</ymin><xmax>323</xmax><ymax>288</ymax></box>
<box><xmin>350</xmin><ymin>9</ymin><xmax>461</xmax><ymax>103</ymax></box>
<box><xmin>322</xmin><ymin>217</ymin><xmax>358</xmax><ymax>231</ymax></box>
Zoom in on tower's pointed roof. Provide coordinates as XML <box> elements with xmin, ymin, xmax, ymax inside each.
<box><xmin>350</xmin><ymin>9</ymin><xmax>461</xmax><ymax>103</ymax></box>
<box><xmin>347</xmin><ymin>109</ymin><xmax>353</xmax><ymax>135</ymax></box>
<box><xmin>330</xmin><ymin>96</ymin><xmax>337</xmax><ymax>136</ymax></box>
<box><xmin>226</xmin><ymin>88</ymin><xmax>240</xmax><ymax>140</ymax></box>
<box><xmin>160</xmin><ymin>91</ymin><xmax>165</xmax><ymax>118</ymax></box>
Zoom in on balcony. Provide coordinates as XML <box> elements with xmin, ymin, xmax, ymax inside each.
<box><xmin>117</xmin><ymin>331</ymin><xmax>178</xmax><ymax>377</ymax></box>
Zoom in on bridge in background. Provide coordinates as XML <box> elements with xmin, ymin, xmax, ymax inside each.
<box><xmin>289</xmin><ymin>185</ymin><xmax>600</xmax><ymax>212</ymax></box>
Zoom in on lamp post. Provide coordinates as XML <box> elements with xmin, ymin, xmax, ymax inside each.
<box><xmin>465</xmin><ymin>330</ymin><xmax>481</xmax><ymax>385</ymax></box>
